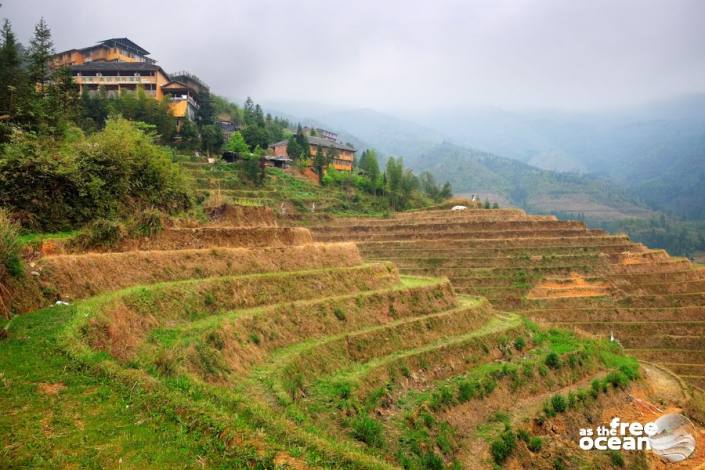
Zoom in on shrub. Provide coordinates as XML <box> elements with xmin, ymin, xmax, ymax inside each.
<box><xmin>545</xmin><ymin>352</ymin><xmax>562</xmax><ymax>369</ymax></box>
<box><xmin>0</xmin><ymin>119</ymin><xmax>192</xmax><ymax>231</ymax></box>
<box><xmin>481</xmin><ymin>378</ymin><xmax>497</xmax><ymax>396</ymax></box>
<box><xmin>420</xmin><ymin>451</ymin><xmax>444</xmax><ymax>470</ymax></box>
<box><xmin>131</xmin><ymin>208</ymin><xmax>165</xmax><ymax>236</ymax></box>
<box><xmin>490</xmin><ymin>430</ymin><xmax>516</xmax><ymax>464</ymax></box>
<box><xmin>429</xmin><ymin>386</ymin><xmax>454</xmax><ymax>411</ymax></box>
<box><xmin>153</xmin><ymin>349</ymin><xmax>178</xmax><ymax>376</ymax></box>
<box><xmin>351</xmin><ymin>415</ymin><xmax>384</xmax><ymax>447</ymax></box>
<box><xmin>551</xmin><ymin>394</ymin><xmax>567</xmax><ymax>413</ymax></box>
<box><xmin>458</xmin><ymin>380</ymin><xmax>479</xmax><ymax>402</ymax></box>
<box><xmin>332</xmin><ymin>381</ymin><xmax>352</xmax><ymax>399</ymax></box>
<box><xmin>333</xmin><ymin>306</ymin><xmax>346</xmax><ymax>321</ymax></box>
<box><xmin>193</xmin><ymin>343</ymin><xmax>230</xmax><ymax>378</ymax></box>
<box><xmin>619</xmin><ymin>363</ymin><xmax>640</xmax><ymax>381</ymax></box>
<box><xmin>77</xmin><ymin>218</ymin><xmax>127</xmax><ymax>248</ymax></box>
<box><xmin>527</xmin><ymin>436</ymin><xmax>543</xmax><ymax>452</ymax></box>
<box><xmin>606</xmin><ymin>371</ymin><xmax>629</xmax><ymax>389</ymax></box>
<box><xmin>282</xmin><ymin>368</ymin><xmax>305</xmax><ymax>401</ymax></box>
<box><xmin>516</xmin><ymin>429</ymin><xmax>530</xmax><ymax>442</ymax></box>
<box><xmin>0</xmin><ymin>210</ymin><xmax>22</xmax><ymax>277</ymax></box>
<box><xmin>609</xmin><ymin>450</ymin><xmax>625</xmax><ymax>467</ymax></box>
<box><xmin>513</xmin><ymin>336</ymin><xmax>526</xmax><ymax>351</ymax></box>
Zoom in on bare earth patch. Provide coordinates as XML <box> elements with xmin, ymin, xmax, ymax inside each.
<box><xmin>37</xmin><ymin>382</ymin><xmax>65</xmax><ymax>396</ymax></box>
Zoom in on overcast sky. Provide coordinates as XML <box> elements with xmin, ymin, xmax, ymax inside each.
<box><xmin>2</xmin><ymin>0</ymin><xmax>704</xmax><ymax>111</ymax></box>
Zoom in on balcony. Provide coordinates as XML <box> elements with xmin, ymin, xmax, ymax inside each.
<box><xmin>74</xmin><ymin>75</ymin><xmax>156</xmax><ymax>85</ymax></box>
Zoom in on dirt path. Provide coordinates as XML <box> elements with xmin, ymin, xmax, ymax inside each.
<box><xmin>640</xmin><ymin>361</ymin><xmax>689</xmax><ymax>403</ymax></box>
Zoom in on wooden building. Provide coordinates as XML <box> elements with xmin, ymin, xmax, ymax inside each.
<box><xmin>52</xmin><ymin>38</ymin><xmax>206</xmax><ymax>123</ymax></box>
<box><xmin>269</xmin><ymin>135</ymin><xmax>355</xmax><ymax>172</ymax></box>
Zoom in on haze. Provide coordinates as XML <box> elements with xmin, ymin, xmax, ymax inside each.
<box><xmin>3</xmin><ymin>0</ymin><xmax>705</xmax><ymax>111</ymax></box>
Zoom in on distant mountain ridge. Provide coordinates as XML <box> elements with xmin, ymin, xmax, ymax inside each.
<box><xmin>412</xmin><ymin>95</ymin><xmax>705</xmax><ymax>219</ymax></box>
<box><xmin>265</xmin><ymin>101</ymin><xmax>655</xmax><ymax>220</ymax></box>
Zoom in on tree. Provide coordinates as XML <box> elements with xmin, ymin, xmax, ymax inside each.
<box><xmin>243</xmin><ymin>96</ymin><xmax>255</xmax><ymax>126</ymax></box>
<box><xmin>196</xmin><ymin>90</ymin><xmax>215</xmax><ymax>127</ymax></box>
<box><xmin>313</xmin><ymin>145</ymin><xmax>329</xmax><ymax>183</ymax></box>
<box><xmin>286</xmin><ymin>136</ymin><xmax>301</xmax><ymax>160</ymax></box>
<box><xmin>385</xmin><ymin>157</ymin><xmax>404</xmax><ymax>208</ymax></box>
<box><xmin>200</xmin><ymin>123</ymin><xmax>224</xmax><ymax>155</ymax></box>
<box><xmin>0</xmin><ymin>19</ymin><xmax>23</xmax><ymax>120</ymax></box>
<box><xmin>27</xmin><ymin>18</ymin><xmax>53</xmax><ymax>92</ymax></box>
<box><xmin>46</xmin><ymin>65</ymin><xmax>79</xmax><ymax>131</ymax></box>
<box><xmin>224</xmin><ymin>130</ymin><xmax>249</xmax><ymax>154</ymax></box>
<box><xmin>358</xmin><ymin>149</ymin><xmax>381</xmax><ymax>195</ymax></box>
<box><xmin>176</xmin><ymin>118</ymin><xmax>199</xmax><ymax>150</ymax></box>
<box><xmin>78</xmin><ymin>88</ymin><xmax>108</xmax><ymax>131</ymax></box>
<box><xmin>440</xmin><ymin>182</ymin><xmax>453</xmax><ymax>200</ymax></box>
<box><xmin>241</xmin><ymin>124</ymin><xmax>269</xmax><ymax>150</ymax></box>
<box><xmin>419</xmin><ymin>171</ymin><xmax>440</xmax><ymax>200</ymax></box>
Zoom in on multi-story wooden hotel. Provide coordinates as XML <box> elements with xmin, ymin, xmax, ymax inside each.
<box><xmin>51</xmin><ymin>38</ymin><xmax>205</xmax><ymax>123</ymax></box>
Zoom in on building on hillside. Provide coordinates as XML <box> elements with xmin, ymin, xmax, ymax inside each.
<box><xmin>269</xmin><ymin>135</ymin><xmax>355</xmax><ymax>172</ymax></box>
<box><xmin>52</xmin><ymin>37</ymin><xmax>155</xmax><ymax>67</ymax></box>
<box><xmin>303</xmin><ymin>127</ymin><xmax>337</xmax><ymax>142</ymax></box>
<box><xmin>52</xmin><ymin>38</ymin><xmax>206</xmax><ymax>123</ymax></box>
<box><xmin>161</xmin><ymin>72</ymin><xmax>209</xmax><ymax>124</ymax></box>
<box><xmin>68</xmin><ymin>61</ymin><xmax>170</xmax><ymax>99</ymax></box>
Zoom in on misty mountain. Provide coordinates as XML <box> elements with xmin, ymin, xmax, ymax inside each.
<box><xmin>267</xmin><ymin>100</ymin><xmax>705</xmax><ymax>220</ymax></box>
<box><xmin>415</xmin><ymin>95</ymin><xmax>705</xmax><ymax>218</ymax></box>
<box><xmin>407</xmin><ymin>142</ymin><xmax>653</xmax><ymax>220</ymax></box>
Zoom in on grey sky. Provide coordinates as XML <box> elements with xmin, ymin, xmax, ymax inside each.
<box><xmin>2</xmin><ymin>0</ymin><xmax>704</xmax><ymax>111</ymax></box>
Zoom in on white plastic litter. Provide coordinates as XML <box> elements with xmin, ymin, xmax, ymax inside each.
<box><xmin>451</xmin><ymin>205</ymin><xmax>467</xmax><ymax>211</ymax></box>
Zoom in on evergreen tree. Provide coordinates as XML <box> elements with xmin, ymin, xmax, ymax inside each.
<box><xmin>254</xmin><ymin>103</ymin><xmax>265</xmax><ymax>127</ymax></box>
<box><xmin>0</xmin><ymin>19</ymin><xmax>23</xmax><ymax>119</ymax></box>
<box><xmin>440</xmin><ymin>182</ymin><xmax>453</xmax><ymax>200</ymax></box>
<box><xmin>243</xmin><ymin>96</ymin><xmax>255</xmax><ymax>125</ymax></box>
<box><xmin>27</xmin><ymin>18</ymin><xmax>53</xmax><ymax>91</ymax></box>
<box><xmin>196</xmin><ymin>90</ymin><xmax>215</xmax><ymax>126</ymax></box>
<box><xmin>47</xmin><ymin>65</ymin><xmax>79</xmax><ymax>128</ymax></box>
<box><xmin>200</xmin><ymin>123</ymin><xmax>224</xmax><ymax>155</ymax></box>
<box><xmin>224</xmin><ymin>130</ymin><xmax>249</xmax><ymax>154</ymax></box>
<box><xmin>286</xmin><ymin>136</ymin><xmax>302</xmax><ymax>160</ymax></box>
<box><xmin>313</xmin><ymin>145</ymin><xmax>328</xmax><ymax>183</ymax></box>
<box><xmin>358</xmin><ymin>149</ymin><xmax>380</xmax><ymax>195</ymax></box>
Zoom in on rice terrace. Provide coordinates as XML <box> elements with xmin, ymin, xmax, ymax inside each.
<box><xmin>3</xmin><ymin>1</ymin><xmax>705</xmax><ymax>469</ymax></box>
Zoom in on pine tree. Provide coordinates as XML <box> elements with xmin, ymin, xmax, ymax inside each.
<box><xmin>0</xmin><ymin>19</ymin><xmax>23</xmax><ymax>117</ymax></box>
<box><xmin>313</xmin><ymin>145</ymin><xmax>328</xmax><ymax>183</ymax></box>
<box><xmin>27</xmin><ymin>18</ymin><xmax>54</xmax><ymax>92</ymax></box>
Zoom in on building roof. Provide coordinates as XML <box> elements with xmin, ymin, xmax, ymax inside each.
<box><xmin>272</xmin><ymin>136</ymin><xmax>355</xmax><ymax>153</ymax></box>
<box><xmin>69</xmin><ymin>61</ymin><xmax>168</xmax><ymax>75</ymax></box>
<box><xmin>99</xmin><ymin>38</ymin><xmax>150</xmax><ymax>56</ymax></box>
<box><xmin>162</xmin><ymin>80</ymin><xmax>190</xmax><ymax>90</ymax></box>
<box><xmin>308</xmin><ymin>135</ymin><xmax>355</xmax><ymax>152</ymax></box>
<box><xmin>55</xmin><ymin>37</ymin><xmax>151</xmax><ymax>58</ymax></box>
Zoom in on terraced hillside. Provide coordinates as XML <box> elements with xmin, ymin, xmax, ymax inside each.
<box><xmin>310</xmin><ymin>208</ymin><xmax>705</xmax><ymax>392</ymax></box>
<box><xmin>2</xmin><ymin>205</ymin><xmax>652</xmax><ymax>469</ymax></box>
<box><xmin>181</xmin><ymin>161</ymin><xmax>380</xmax><ymax>218</ymax></box>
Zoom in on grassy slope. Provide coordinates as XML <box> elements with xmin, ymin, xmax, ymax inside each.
<box><xmin>0</xmin><ymin>306</ymin><xmax>250</xmax><ymax>469</ymax></box>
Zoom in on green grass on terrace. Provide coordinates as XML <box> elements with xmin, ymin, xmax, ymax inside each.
<box><xmin>0</xmin><ymin>306</ymin><xmax>261</xmax><ymax>468</ymax></box>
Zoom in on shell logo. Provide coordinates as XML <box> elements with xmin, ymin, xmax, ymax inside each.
<box><xmin>649</xmin><ymin>413</ymin><xmax>696</xmax><ymax>463</ymax></box>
